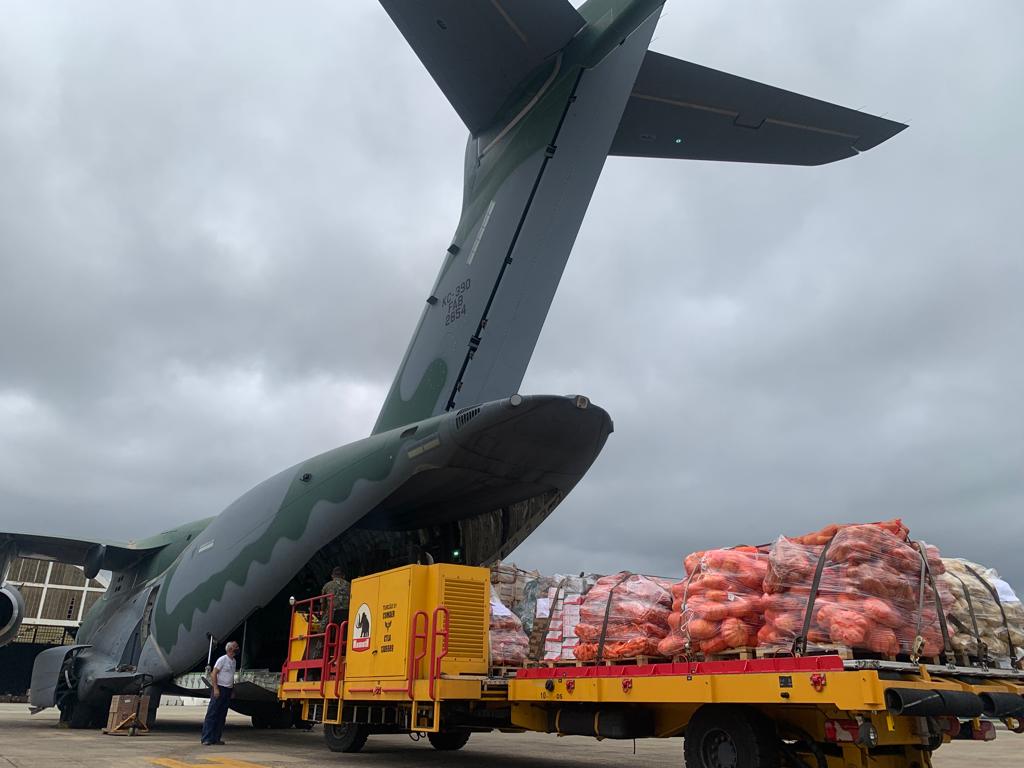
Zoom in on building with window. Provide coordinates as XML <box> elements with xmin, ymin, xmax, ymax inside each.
<box><xmin>4</xmin><ymin>556</ymin><xmax>108</xmax><ymax>646</ymax></box>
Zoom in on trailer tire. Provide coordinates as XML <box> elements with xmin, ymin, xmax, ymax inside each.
<box><xmin>683</xmin><ymin>705</ymin><xmax>778</xmax><ymax>768</ymax></box>
<box><xmin>427</xmin><ymin>730</ymin><xmax>471</xmax><ymax>751</ymax></box>
<box><xmin>324</xmin><ymin>723</ymin><xmax>368</xmax><ymax>753</ymax></box>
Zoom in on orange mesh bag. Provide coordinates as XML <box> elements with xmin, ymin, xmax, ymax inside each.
<box><xmin>659</xmin><ymin>549</ymin><xmax>768</xmax><ymax>658</ymax></box>
<box><xmin>762</xmin><ymin>524</ymin><xmax>955</xmax><ymax>657</ymax></box>
<box><xmin>789</xmin><ymin>518</ymin><xmax>910</xmax><ymax>547</ymax></box>
<box><xmin>573</xmin><ymin>573</ymin><xmax>672</xmax><ymax>661</ymax></box>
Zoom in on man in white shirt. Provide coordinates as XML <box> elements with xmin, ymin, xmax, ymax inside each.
<box><xmin>201</xmin><ymin>640</ymin><xmax>238</xmax><ymax>746</ymax></box>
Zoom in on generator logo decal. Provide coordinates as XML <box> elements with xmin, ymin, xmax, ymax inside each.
<box><xmin>351</xmin><ymin>603</ymin><xmax>372</xmax><ymax>652</ymax></box>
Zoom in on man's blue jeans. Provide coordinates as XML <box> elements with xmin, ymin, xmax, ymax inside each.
<box><xmin>201</xmin><ymin>687</ymin><xmax>232</xmax><ymax>744</ymax></box>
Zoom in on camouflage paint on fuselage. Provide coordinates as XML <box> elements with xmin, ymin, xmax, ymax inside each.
<box><xmin>148</xmin><ymin>423</ymin><xmax>407</xmax><ymax>668</ymax></box>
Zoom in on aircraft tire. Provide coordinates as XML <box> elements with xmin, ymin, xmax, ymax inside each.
<box><xmin>60</xmin><ymin>694</ymin><xmax>107</xmax><ymax>730</ymax></box>
<box><xmin>324</xmin><ymin>723</ymin><xmax>368</xmax><ymax>753</ymax></box>
<box><xmin>427</xmin><ymin>730</ymin><xmax>471</xmax><ymax>751</ymax></box>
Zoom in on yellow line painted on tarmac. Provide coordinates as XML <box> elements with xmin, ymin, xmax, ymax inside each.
<box><xmin>149</xmin><ymin>758</ymin><xmax>270</xmax><ymax>768</ymax></box>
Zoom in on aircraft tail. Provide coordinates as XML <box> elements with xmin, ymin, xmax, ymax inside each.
<box><xmin>372</xmin><ymin>0</ymin><xmax>906</xmax><ymax>435</ymax></box>
<box><xmin>373</xmin><ymin>1</ymin><xmax>663</xmax><ymax>434</ymax></box>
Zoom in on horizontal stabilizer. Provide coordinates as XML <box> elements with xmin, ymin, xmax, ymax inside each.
<box><xmin>1</xmin><ymin>532</ymin><xmax>167</xmax><ymax>577</ymax></box>
<box><xmin>610</xmin><ymin>51</ymin><xmax>907</xmax><ymax>165</ymax></box>
<box><xmin>378</xmin><ymin>0</ymin><xmax>585</xmax><ymax>133</ymax></box>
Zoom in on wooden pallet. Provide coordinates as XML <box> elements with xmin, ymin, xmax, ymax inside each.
<box><xmin>488</xmin><ymin>666</ymin><xmax>524</xmax><ymax>677</ymax></box>
<box><xmin>531</xmin><ymin>659</ymin><xmax>586</xmax><ymax>668</ymax></box>
<box><xmin>529</xmin><ymin>655</ymin><xmax>669</xmax><ymax>668</ymax></box>
<box><xmin>589</xmin><ymin>655</ymin><xmax>667</xmax><ymax>667</ymax></box>
<box><xmin>595</xmin><ymin>655</ymin><xmax>669</xmax><ymax>667</ymax></box>
<box><xmin>704</xmin><ymin>647</ymin><xmax>759</xmax><ymax>661</ymax></box>
<box><xmin>755</xmin><ymin>644</ymin><xmax>854</xmax><ymax>661</ymax></box>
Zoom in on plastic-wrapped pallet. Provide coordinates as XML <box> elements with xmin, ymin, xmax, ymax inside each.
<box><xmin>518</xmin><ymin>578</ymin><xmax>543</xmax><ymax>635</ymax></box>
<box><xmin>559</xmin><ymin>592</ymin><xmax>584</xmax><ymax>661</ymax></box>
<box><xmin>940</xmin><ymin>558</ymin><xmax>1024</xmax><ymax>664</ymax></box>
<box><xmin>489</xmin><ymin>586</ymin><xmax>529</xmax><ymax>667</ymax></box>
<box><xmin>539</xmin><ymin>574</ymin><xmax>593</xmax><ymax>661</ymax></box>
<box><xmin>658</xmin><ymin>547</ymin><xmax>768</xmax><ymax>658</ymax></box>
<box><xmin>490</xmin><ymin>562</ymin><xmax>537</xmax><ymax>617</ymax></box>
<box><xmin>573</xmin><ymin>573</ymin><xmax>672</xmax><ymax>661</ymax></box>
<box><xmin>761</xmin><ymin>522</ymin><xmax>954</xmax><ymax>657</ymax></box>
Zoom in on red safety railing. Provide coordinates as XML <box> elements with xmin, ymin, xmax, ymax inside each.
<box><xmin>323</xmin><ymin>620</ymin><xmax>347</xmax><ymax>698</ymax></box>
<box><xmin>280</xmin><ymin>593</ymin><xmax>344</xmax><ymax>692</ymax></box>
<box><xmin>408</xmin><ymin>610</ymin><xmax>429</xmax><ymax>698</ymax></box>
<box><xmin>428</xmin><ymin>606</ymin><xmax>450</xmax><ymax>701</ymax></box>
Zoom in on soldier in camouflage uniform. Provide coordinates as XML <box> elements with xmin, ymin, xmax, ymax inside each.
<box><xmin>322</xmin><ymin>567</ymin><xmax>350</xmax><ymax>625</ymax></box>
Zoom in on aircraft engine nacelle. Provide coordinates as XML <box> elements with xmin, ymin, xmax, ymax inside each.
<box><xmin>0</xmin><ymin>583</ymin><xmax>26</xmax><ymax>646</ymax></box>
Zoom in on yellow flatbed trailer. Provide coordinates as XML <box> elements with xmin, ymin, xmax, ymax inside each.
<box><xmin>278</xmin><ymin>564</ymin><xmax>1024</xmax><ymax>767</ymax></box>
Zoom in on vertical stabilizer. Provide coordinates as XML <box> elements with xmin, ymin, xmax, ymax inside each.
<box><xmin>374</xmin><ymin>2</ymin><xmax>663</xmax><ymax>434</ymax></box>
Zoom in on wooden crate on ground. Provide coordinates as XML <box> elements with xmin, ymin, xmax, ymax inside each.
<box><xmin>104</xmin><ymin>694</ymin><xmax>150</xmax><ymax>735</ymax></box>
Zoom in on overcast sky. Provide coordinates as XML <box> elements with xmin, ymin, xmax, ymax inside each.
<box><xmin>1</xmin><ymin>2</ymin><xmax>1022</xmax><ymax>587</ymax></box>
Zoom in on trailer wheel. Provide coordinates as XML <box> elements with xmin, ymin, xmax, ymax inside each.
<box><xmin>324</xmin><ymin>723</ymin><xmax>368</xmax><ymax>753</ymax></box>
<box><xmin>427</xmin><ymin>730</ymin><xmax>471</xmax><ymax>751</ymax></box>
<box><xmin>683</xmin><ymin>705</ymin><xmax>778</xmax><ymax>768</ymax></box>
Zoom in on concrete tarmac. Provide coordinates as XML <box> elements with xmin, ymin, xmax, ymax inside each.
<box><xmin>0</xmin><ymin>704</ymin><xmax>1020</xmax><ymax>767</ymax></box>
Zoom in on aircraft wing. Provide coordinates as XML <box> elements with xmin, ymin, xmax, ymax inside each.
<box><xmin>610</xmin><ymin>51</ymin><xmax>907</xmax><ymax>165</ymax></box>
<box><xmin>377</xmin><ymin>0</ymin><xmax>586</xmax><ymax>133</ymax></box>
<box><xmin>0</xmin><ymin>532</ymin><xmax>163</xmax><ymax>577</ymax></box>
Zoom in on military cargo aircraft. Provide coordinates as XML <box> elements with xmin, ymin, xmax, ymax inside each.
<box><xmin>0</xmin><ymin>0</ymin><xmax>904</xmax><ymax>727</ymax></box>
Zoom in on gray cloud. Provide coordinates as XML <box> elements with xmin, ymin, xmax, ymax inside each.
<box><xmin>1</xmin><ymin>2</ymin><xmax>1022</xmax><ymax>591</ymax></box>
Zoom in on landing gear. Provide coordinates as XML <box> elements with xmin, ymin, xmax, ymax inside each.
<box><xmin>250</xmin><ymin>706</ymin><xmax>294</xmax><ymax>729</ymax></box>
<box><xmin>324</xmin><ymin>722</ymin><xmax>369</xmax><ymax>753</ymax></box>
<box><xmin>683</xmin><ymin>705</ymin><xmax>778</xmax><ymax>768</ymax></box>
<box><xmin>57</xmin><ymin>691</ymin><xmax>107</xmax><ymax>730</ymax></box>
<box><xmin>249</xmin><ymin>702</ymin><xmax>311</xmax><ymax>730</ymax></box>
<box><xmin>144</xmin><ymin>689</ymin><xmax>161</xmax><ymax>728</ymax></box>
<box><xmin>427</xmin><ymin>730</ymin><xmax>471</xmax><ymax>751</ymax></box>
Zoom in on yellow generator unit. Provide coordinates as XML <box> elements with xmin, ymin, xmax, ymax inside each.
<box><xmin>280</xmin><ymin>563</ymin><xmax>493</xmax><ymax>735</ymax></box>
<box><xmin>344</xmin><ymin>563</ymin><xmax>490</xmax><ymax>687</ymax></box>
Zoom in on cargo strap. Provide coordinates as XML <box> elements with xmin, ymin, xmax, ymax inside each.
<box><xmin>965</xmin><ymin>564</ymin><xmax>1020</xmax><ymax>667</ymax></box>
<box><xmin>526</xmin><ymin>577</ymin><xmax>567</xmax><ymax>661</ymax></box>
<box><xmin>678</xmin><ymin>569</ymin><xmax>700</xmax><ymax>656</ymax></box>
<box><xmin>948</xmin><ymin>573</ymin><xmax>987</xmax><ymax>662</ymax></box>
<box><xmin>793</xmin><ymin>534</ymin><xmax>837</xmax><ymax>657</ymax></box>
<box><xmin>911</xmin><ymin>542</ymin><xmax>954</xmax><ymax>662</ymax></box>
<box><xmin>596</xmin><ymin>573</ymin><xmax>634</xmax><ymax>664</ymax></box>
<box><xmin>911</xmin><ymin>549</ymin><xmax>928</xmax><ymax>661</ymax></box>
